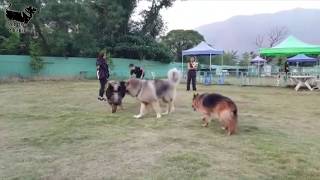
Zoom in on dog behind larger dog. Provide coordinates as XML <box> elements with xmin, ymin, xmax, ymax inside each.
<box><xmin>192</xmin><ymin>93</ymin><xmax>238</xmax><ymax>135</ymax></box>
<box><xmin>126</xmin><ymin>68</ymin><xmax>181</xmax><ymax>119</ymax></box>
<box><xmin>105</xmin><ymin>81</ymin><xmax>126</xmax><ymax>113</ymax></box>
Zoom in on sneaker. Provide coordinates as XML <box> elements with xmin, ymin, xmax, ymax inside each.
<box><xmin>98</xmin><ymin>96</ymin><xmax>104</xmax><ymax>101</ymax></box>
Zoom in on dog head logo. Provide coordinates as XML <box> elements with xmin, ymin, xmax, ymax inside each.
<box><xmin>5</xmin><ymin>3</ymin><xmax>37</xmax><ymax>24</ymax></box>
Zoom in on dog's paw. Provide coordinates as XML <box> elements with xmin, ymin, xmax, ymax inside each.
<box><xmin>134</xmin><ymin>114</ymin><xmax>142</xmax><ymax>119</ymax></box>
<box><xmin>156</xmin><ymin>114</ymin><xmax>162</xmax><ymax>119</ymax></box>
<box><xmin>221</xmin><ymin>126</ymin><xmax>229</xmax><ymax>130</ymax></box>
<box><xmin>202</xmin><ymin>123</ymin><xmax>209</xmax><ymax>127</ymax></box>
<box><xmin>162</xmin><ymin>111</ymin><xmax>169</xmax><ymax>115</ymax></box>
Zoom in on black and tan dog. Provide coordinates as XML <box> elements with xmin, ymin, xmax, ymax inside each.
<box><xmin>5</xmin><ymin>4</ymin><xmax>37</xmax><ymax>24</ymax></box>
<box><xmin>105</xmin><ymin>81</ymin><xmax>126</xmax><ymax>113</ymax></box>
<box><xmin>192</xmin><ymin>93</ymin><xmax>238</xmax><ymax>135</ymax></box>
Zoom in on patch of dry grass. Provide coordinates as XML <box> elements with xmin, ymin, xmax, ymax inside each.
<box><xmin>0</xmin><ymin>81</ymin><xmax>320</xmax><ymax>180</ymax></box>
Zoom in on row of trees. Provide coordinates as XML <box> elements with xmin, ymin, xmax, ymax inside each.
<box><xmin>0</xmin><ymin>0</ymin><xmax>290</xmax><ymax>66</ymax></box>
<box><xmin>0</xmin><ymin>0</ymin><xmax>180</xmax><ymax>63</ymax></box>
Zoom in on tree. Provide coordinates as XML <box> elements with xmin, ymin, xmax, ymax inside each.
<box><xmin>267</xmin><ymin>26</ymin><xmax>289</xmax><ymax>47</ymax></box>
<box><xmin>239</xmin><ymin>52</ymin><xmax>251</xmax><ymax>66</ymax></box>
<box><xmin>114</xmin><ymin>35</ymin><xmax>172</xmax><ymax>62</ymax></box>
<box><xmin>140</xmin><ymin>0</ymin><xmax>176</xmax><ymax>38</ymax></box>
<box><xmin>161</xmin><ymin>29</ymin><xmax>204</xmax><ymax>61</ymax></box>
<box><xmin>210</xmin><ymin>50</ymin><xmax>238</xmax><ymax>66</ymax></box>
<box><xmin>254</xmin><ymin>26</ymin><xmax>289</xmax><ymax>48</ymax></box>
<box><xmin>29</xmin><ymin>41</ymin><xmax>44</xmax><ymax>73</ymax></box>
<box><xmin>0</xmin><ymin>0</ymin><xmax>174</xmax><ymax>61</ymax></box>
<box><xmin>0</xmin><ymin>33</ymin><xmax>20</xmax><ymax>54</ymax></box>
<box><xmin>254</xmin><ymin>34</ymin><xmax>264</xmax><ymax>48</ymax></box>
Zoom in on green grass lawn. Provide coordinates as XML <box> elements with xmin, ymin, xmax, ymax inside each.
<box><xmin>1</xmin><ymin>81</ymin><xmax>320</xmax><ymax>180</ymax></box>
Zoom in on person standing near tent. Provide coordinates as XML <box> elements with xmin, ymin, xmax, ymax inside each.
<box><xmin>284</xmin><ymin>61</ymin><xmax>289</xmax><ymax>74</ymax></box>
<box><xmin>96</xmin><ymin>51</ymin><xmax>110</xmax><ymax>101</ymax></box>
<box><xmin>284</xmin><ymin>60</ymin><xmax>289</xmax><ymax>80</ymax></box>
<box><xmin>187</xmin><ymin>56</ymin><xmax>198</xmax><ymax>91</ymax></box>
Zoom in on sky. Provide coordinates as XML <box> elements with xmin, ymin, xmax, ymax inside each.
<box><xmin>135</xmin><ymin>0</ymin><xmax>320</xmax><ymax>33</ymax></box>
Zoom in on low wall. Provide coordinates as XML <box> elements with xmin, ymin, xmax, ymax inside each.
<box><xmin>0</xmin><ymin>55</ymin><xmax>180</xmax><ymax>79</ymax></box>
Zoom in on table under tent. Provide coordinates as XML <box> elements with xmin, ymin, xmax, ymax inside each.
<box><xmin>181</xmin><ymin>41</ymin><xmax>224</xmax><ymax>85</ymax></box>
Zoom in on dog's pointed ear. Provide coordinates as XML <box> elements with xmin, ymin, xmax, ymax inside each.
<box><xmin>106</xmin><ymin>83</ymin><xmax>113</xmax><ymax>99</ymax></box>
<box><xmin>119</xmin><ymin>81</ymin><xmax>127</xmax><ymax>97</ymax></box>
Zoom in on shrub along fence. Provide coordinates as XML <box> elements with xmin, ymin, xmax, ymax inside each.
<box><xmin>0</xmin><ymin>55</ymin><xmax>180</xmax><ymax>80</ymax></box>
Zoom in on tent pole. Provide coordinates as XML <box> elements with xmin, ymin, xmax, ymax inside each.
<box><xmin>210</xmin><ymin>54</ymin><xmax>212</xmax><ymax>71</ymax></box>
<box><xmin>181</xmin><ymin>55</ymin><xmax>184</xmax><ymax>76</ymax></box>
<box><xmin>221</xmin><ymin>55</ymin><xmax>224</xmax><ymax>66</ymax></box>
<box><xmin>258</xmin><ymin>60</ymin><xmax>260</xmax><ymax>76</ymax></box>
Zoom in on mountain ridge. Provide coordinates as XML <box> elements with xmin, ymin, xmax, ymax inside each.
<box><xmin>195</xmin><ymin>8</ymin><xmax>320</xmax><ymax>53</ymax></box>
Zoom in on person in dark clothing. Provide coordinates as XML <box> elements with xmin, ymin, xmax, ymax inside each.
<box><xmin>129</xmin><ymin>64</ymin><xmax>145</xmax><ymax>79</ymax></box>
<box><xmin>96</xmin><ymin>52</ymin><xmax>110</xmax><ymax>101</ymax></box>
<box><xmin>284</xmin><ymin>60</ymin><xmax>289</xmax><ymax>81</ymax></box>
<box><xmin>187</xmin><ymin>56</ymin><xmax>198</xmax><ymax>91</ymax></box>
<box><xmin>284</xmin><ymin>61</ymin><xmax>289</xmax><ymax>75</ymax></box>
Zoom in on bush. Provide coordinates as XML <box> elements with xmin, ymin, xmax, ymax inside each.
<box><xmin>29</xmin><ymin>41</ymin><xmax>44</xmax><ymax>73</ymax></box>
<box><xmin>0</xmin><ymin>33</ymin><xmax>20</xmax><ymax>54</ymax></box>
<box><xmin>113</xmin><ymin>35</ymin><xmax>172</xmax><ymax>63</ymax></box>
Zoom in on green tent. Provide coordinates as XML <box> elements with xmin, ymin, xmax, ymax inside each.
<box><xmin>260</xmin><ymin>36</ymin><xmax>320</xmax><ymax>57</ymax></box>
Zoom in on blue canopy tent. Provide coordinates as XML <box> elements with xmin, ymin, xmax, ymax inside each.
<box><xmin>181</xmin><ymin>41</ymin><xmax>224</xmax><ymax>75</ymax></box>
<box><xmin>287</xmin><ymin>54</ymin><xmax>317</xmax><ymax>64</ymax></box>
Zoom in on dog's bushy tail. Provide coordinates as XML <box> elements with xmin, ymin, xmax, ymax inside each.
<box><xmin>168</xmin><ymin>68</ymin><xmax>181</xmax><ymax>86</ymax></box>
<box><xmin>220</xmin><ymin>108</ymin><xmax>238</xmax><ymax>136</ymax></box>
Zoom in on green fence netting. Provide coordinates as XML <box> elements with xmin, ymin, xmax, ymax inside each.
<box><xmin>0</xmin><ymin>55</ymin><xmax>180</xmax><ymax>79</ymax></box>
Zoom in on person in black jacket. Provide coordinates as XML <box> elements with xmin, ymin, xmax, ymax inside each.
<box><xmin>284</xmin><ymin>60</ymin><xmax>290</xmax><ymax>81</ymax></box>
<box><xmin>284</xmin><ymin>60</ymin><xmax>289</xmax><ymax>75</ymax></box>
<box><xmin>129</xmin><ymin>64</ymin><xmax>145</xmax><ymax>79</ymax></box>
<box><xmin>96</xmin><ymin>52</ymin><xmax>110</xmax><ymax>101</ymax></box>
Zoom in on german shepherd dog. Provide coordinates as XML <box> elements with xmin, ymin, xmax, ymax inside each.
<box><xmin>126</xmin><ymin>68</ymin><xmax>181</xmax><ymax>119</ymax></box>
<box><xmin>192</xmin><ymin>93</ymin><xmax>238</xmax><ymax>135</ymax></box>
<box><xmin>105</xmin><ymin>81</ymin><xmax>126</xmax><ymax>113</ymax></box>
<box><xmin>5</xmin><ymin>4</ymin><xmax>37</xmax><ymax>24</ymax></box>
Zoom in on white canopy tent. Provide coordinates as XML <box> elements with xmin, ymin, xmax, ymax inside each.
<box><xmin>250</xmin><ymin>56</ymin><xmax>267</xmax><ymax>75</ymax></box>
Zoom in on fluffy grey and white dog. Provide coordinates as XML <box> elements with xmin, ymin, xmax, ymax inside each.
<box><xmin>126</xmin><ymin>68</ymin><xmax>181</xmax><ymax>119</ymax></box>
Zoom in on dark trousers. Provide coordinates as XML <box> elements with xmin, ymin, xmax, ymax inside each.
<box><xmin>99</xmin><ymin>78</ymin><xmax>107</xmax><ymax>97</ymax></box>
<box><xmin>187</xmin><ymin>70</ymin><xmax>197</xmax><ymax>91</ymax></box>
